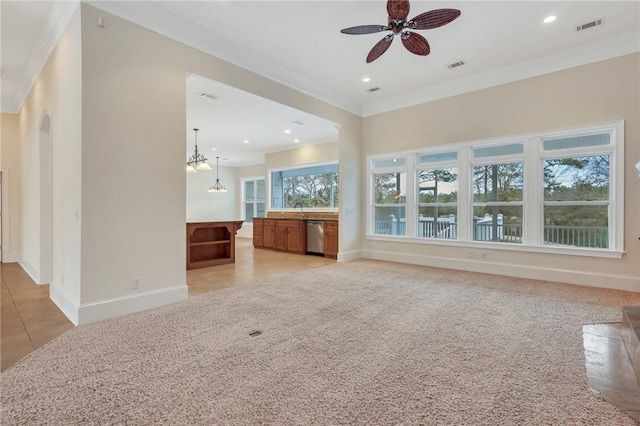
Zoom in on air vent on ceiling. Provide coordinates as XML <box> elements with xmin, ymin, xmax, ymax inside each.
<box><xmin>199</xmin><ymin>91</ymin><xmax>219</xmax><ymax>101</ymax></box>
<box><xmin>447</xmin><ymin>60</ymin><xmax>466</xmax><ymax>69</ymax></box>
<box><xmin>576</xmin><ymin>18</ymin><xmax>603</xmax><ymax>32</ymax></box>
<box><xmin>292</xmin><ymin>120</ymin><xmax>305</xmax><ymax>126</ymax></box>
<box><xmin>367</xmin><ymin>87</ymin><xmax>381</xmax><ymax>93</ymax></box>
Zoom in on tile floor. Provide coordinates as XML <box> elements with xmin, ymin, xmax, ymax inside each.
<box><xmin>1</xmin><ymin>261</ymin><xmax>74</xmax><ymax>371</ymax></box>
<box><xmin>583</xmin><ymin>323</ymin><xmax>640</xmax><ymax>423</ymax></box>
<box><xmin>1</xmin><ymin>238</ymin><xmax>638</xmax><ymax>422</ymax></box>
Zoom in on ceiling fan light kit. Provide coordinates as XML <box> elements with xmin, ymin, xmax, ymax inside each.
<box><xmin>340</xmin><ymin>0</ymin><xmax>461</xmax><ymax>63</ymax></box>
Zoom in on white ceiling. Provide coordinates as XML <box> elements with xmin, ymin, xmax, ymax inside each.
<box><xmin>187</xmin><ymin>73</ymin><xmax>339</xmax><ymax>166</ymax></box>
<box><xmin>2</xmin><ymin>1</ymin><xmax>639</xmax><ymax>166</ymax></box>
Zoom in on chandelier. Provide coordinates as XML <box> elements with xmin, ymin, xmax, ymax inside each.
<box><xmin>208</xmin><ymin>156</ymin><xmax>227</xmax><ymax>193</ymax></box>
<box><xmin>186</xmin><ymin>128</ymin><xmax>211</xmax><ymax>173</ymax></box>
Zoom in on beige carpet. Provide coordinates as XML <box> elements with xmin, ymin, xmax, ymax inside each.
<box><xmin>2</xmin><ymin>260</ymin><xmax>639</xmax><ymax>425</ymax></box>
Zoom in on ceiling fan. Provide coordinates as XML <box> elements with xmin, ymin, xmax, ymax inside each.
<box><xmin>340</xmin><ymin>0</ymin><xmax>461</xmax><ymax>63</ymax></box>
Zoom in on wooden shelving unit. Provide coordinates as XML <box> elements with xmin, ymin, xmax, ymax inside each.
<box><xmin>186</xmin><ymin>221</ymin><xmax>243</xmax><ymax>270</ymax></box>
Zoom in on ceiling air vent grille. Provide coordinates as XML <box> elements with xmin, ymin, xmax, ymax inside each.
<box><xmin>447</xmin><ymin>60</ymin><xmax>466</xmax><ymax>69</ymax></box>
<box><xmin>368</xmin><ymin>87</ymin><xmax>381</xmax><ymax>93</ymax></box>
<box><xmin>576</xmin><ymin>18</ymin><xmax>603</xmax><ymax>32</ymax></box>
<box><xmin>199</xmin><ymin>91</ymin><xmax>219</xmax><ymax>101</ymax></box>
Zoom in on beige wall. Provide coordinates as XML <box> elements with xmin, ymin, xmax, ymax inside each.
<box><xmin>77</xmin><ymin>4</ymin><xmax>361</xmax><ymax>321</ymax></box>
<box><xmin>237</xmin><ymin>163</ymin><xmax>265</xmax><ymax>180</ymax></box>
<box><xmin>265</xmin><ymin>141</ymin><xmax>338</xmax><ymax>171</ymax></box>
<box><xmin>1</xmin><ymin>113</ymin><xmax>21</xmax><ymax>262</ymax></box>
<box><xmin>362</xmin><ymin>53</ymin><xmax>640</xmax><ymax>291</ymax></box>
<box><xmin>14</xmin><ymin>7</ymin><xmax>83</xmax><ymax>321</ymax></box>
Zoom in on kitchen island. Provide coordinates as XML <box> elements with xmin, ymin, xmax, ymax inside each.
<box><xmin>186</xmin><ymin>221</ymin><xmax>243</xmax><ymax>270</ymax></box>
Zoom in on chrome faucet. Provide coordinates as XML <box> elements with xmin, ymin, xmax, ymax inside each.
<box><xmin>293</xmin><ymin>201</ymin><xmax>305</xmax><ymax>218</ymax></box>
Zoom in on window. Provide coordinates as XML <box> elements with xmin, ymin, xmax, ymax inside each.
<box><xmin>542</xmin><ymin>132</ymin><xmax>612</xmax><ymax>249</ymax></box>
<box><xmin>243</xmin><ymin>178</ymin><xmax>265</xmax><ymax>223</ymax></box>
<box><xmin>416</xmin><ymin>151</ymin><xmax>458</xmax><ymax>239</ymax></box>
<box><xmin>372</xmin><ymin>156</ymin><xmax>406</xmax><ymax>236</ymax></box>
<box><xmin>271</xmin><ymin>163</ymin><xmax>338</xmax><ymax>209</ymax></box>
<box><xmin>366</xmin><ymin>121</ymin><xmax>623</xmax><ymax>257</ymax></box>
<box><xmin>471</xmin><ymin>143</ymin><xmax>524</xmax><ymax>244</ymax></box>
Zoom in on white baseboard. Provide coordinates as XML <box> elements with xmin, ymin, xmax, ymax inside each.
<box><xmin>77</xmin><ymin>284</ymin><xmax>189</xmax><ymax>325</ymax></box>
<box><xmin>337</xmin><ymin>249</ymin><xmax>363</xmax><ymax>263</ymax></box>
<box><xmin>50</xmin><ymin>286</ymin><xmax>80</xmax><ymax>325</ymax></box>
<box><xmin>18</xmin><ymin>259</ymin><xmax>42</xmax><ymax>285</ymax></box>
<box><xmin>362</xmin><ymin>249</ymin><xmax>640</xmax><ymax>293</ymax></box>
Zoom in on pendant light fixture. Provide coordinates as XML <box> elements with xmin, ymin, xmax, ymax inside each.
<box><xmin>186</xmin><ymin>128</ymin><xmax>211</xmax><ymax>173</ymax></box>
<box><xmin>208</xmin><ymin>156</ymin><xmax>227</xmax><ymax>193</ymax></box>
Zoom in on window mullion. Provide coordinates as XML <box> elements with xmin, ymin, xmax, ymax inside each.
<box><xmin>406</xmin><ymin>155</ymin><xmax>416</xmax><ymax>237</ymax></box>
<box><xmin>457</xmin><ymin>147</ymin><xmax>471</xmax><ymax>241</ymax></box>
<box><xmin>524</xmin><ymin>138</ymin><xmax>542</xmax><ymax>245</ymax></box>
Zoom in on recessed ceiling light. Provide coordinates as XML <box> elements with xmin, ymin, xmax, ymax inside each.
<box><xmin>544</xmin><ymin>15</ymin><xmax>557</xmax><ymax>23</ymax></box>
<box><xmin>243</xmin><ymin>140</ymin><xmax>249</xmax><ymax>144</ymax></box>
<box><xmin>284</xmin><ymin>129</ymin><xmax>291</xmax><ymax>134</ymax></box>
<box><xmin>294</xmin><ymin>139</ymin><xmax>300</xmax><ymax>143</ymax></box>
<box><xmin>211</xmin><ymin>148</ymin><xmax>217</xmax><ymax>151</ymax></box>
<box><xmin>362</xmin><ymin>77</ymin><xmax>371</xmax><ymax>83</ymax></box>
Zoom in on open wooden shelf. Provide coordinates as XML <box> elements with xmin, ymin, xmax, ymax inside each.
<box><xmin>186</xmin><ymin>221</ymin><xmax>243</xmax><ymax>270</ymax></box>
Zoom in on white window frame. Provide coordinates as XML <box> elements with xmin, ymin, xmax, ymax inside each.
<box><xmin>537</xmin><ymin>127</ymin><xmax>618</xmax><ymax>250</ymax></box>
<box><xmin>241</xmin><ymin>176</ymin><xmax>265</xmax><ymax>223</ymax></box>
<box><xmin>469</xmin><ymin>141</ymin><xmax>525</xmax><ymax>244</ymax></box>
<box><xmin>268</xmin><ymin>161</ymin><xmax>339</xmax><ymax>212</ymax></box>
<box><xmin>366</xmin><ymin>120</ymin><xmax>625</xmax><ymax>259</ymax></box>
<box><xmin>369</xmin><ymin>155</ymin><xmax>410</xmax><ymax>236</ymax></box>
<box><xmin>415</xmin><ymin>149</ymin><xmax>460</xmax><ymax>240</ymax></box>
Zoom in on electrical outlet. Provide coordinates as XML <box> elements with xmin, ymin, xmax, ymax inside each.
<box><xmin>469</xmin><ymin>250</ymin><xmax>475</xmax><ymax>258</ymax></box>
<box><xmin>132</xmin><ymin>277</ymin><xmax>140</xmax><ymax>289</ymax></box>
<box><xmin>481</xmin><ymin>251</ymin><xmax>487</xmax><ymax>259</ymax></box>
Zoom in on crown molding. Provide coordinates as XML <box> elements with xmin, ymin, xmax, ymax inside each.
<box><xmin>4</xmin><ymin>1</ymin><xmax>80</xmax><ymax>113</ymax></box>
<box><xmin>86</xmin><ymin>1</ymin><xmax>362</xmax><ymax>117</ymax></box>
<box><xmin>362</xmin><ymin>31</ymin><xmax>640</xmax><ymax>117</ymax></box>
<box><xmin>4</xmin><ymin>2</ymin><xmax>637</xmax><ymax>119</ymax></box>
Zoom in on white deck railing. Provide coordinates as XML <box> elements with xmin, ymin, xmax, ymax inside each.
<box><xmin>374</xmin><ymin>216</ymin><xmax>608</xmax><ymax>248</ymax></box>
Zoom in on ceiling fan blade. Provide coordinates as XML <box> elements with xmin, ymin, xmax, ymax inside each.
<box><xmin>387</xmin><ymin>0</ymin><xmax>410</xmax><ymax>21</ymax></box>
<box><xmin>401</xmin><ymin>31</ymin><xmax>430</xmax><ymax>56</ymax></box>
<box><xmin>366</xmin><ymin>34</ymin><xmax>394</xmax><ymax>63</ymax></box>
<box><xmin>409</xmin><ymin>9</ymin><xmax>461</xmax><ymax>30</ymax></box>
<box><xmin>341</xmin><ymin>25</ymin><xmax>390</xmax><ymax>35</ymax></box>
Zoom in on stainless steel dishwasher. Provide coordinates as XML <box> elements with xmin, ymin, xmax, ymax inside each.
<box><xmin>306</xmin><ymin>220</ymin><xmax>324</xmax><ymax>255</ymax></box>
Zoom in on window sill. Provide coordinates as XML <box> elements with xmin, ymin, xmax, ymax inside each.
<box><xmin>365</xmin><ymin>234</ymin><xmax>624</xmax><ymax>259</ymax></box>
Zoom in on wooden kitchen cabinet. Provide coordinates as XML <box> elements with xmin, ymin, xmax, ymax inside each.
<box><xmin>274</xmin><ymin>219</ymin><xmax>305</xmax><ymax>254</ymax></box>
<box><xmin>253</xmin><ymin>218</ymin><xmax>276</xmax><ymax>249</ymax></box>
<box><xmin>324</xmin><ymin>220</ymin><xmax>339</xmax><ymax>259</ymax></box>
<box><xmin>253</xmin><ymin>218</ymin><xmax>264</xmax><ymax>248</ymax></box>
<box><xmin>264</xmin><ymin>219</ymin><xmax>275</xmax><ymax>248</ymax></box>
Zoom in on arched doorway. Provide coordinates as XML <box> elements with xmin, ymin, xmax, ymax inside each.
<box><xmin>39</xmin><ymin>113</ymin><xmax>52</xmax><ymax>284</ymax></box>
